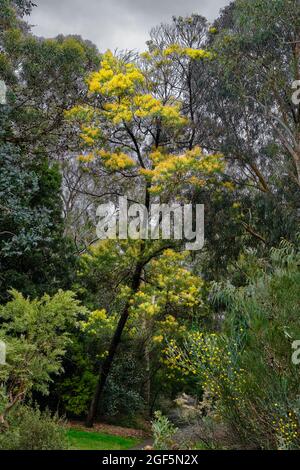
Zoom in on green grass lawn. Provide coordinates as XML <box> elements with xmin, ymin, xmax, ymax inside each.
<box><xmin>67</xmin><ymin>428</ymin><xmax>140</xmax><ymax>450</ymax></box>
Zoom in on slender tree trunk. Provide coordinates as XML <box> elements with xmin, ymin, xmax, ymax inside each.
<box><xmin>295</xmin><ymin>141</ymin><xmax>300</xmax><ymax>186</ymax></box>
<box><xmin>143</xmin><ymin>320</ymin><xmax>151</xmax><ymax>416</ymax></box>
<box><xmin>293</xmin><ymin>40</ymin><xmax>300</xmax><ymax>186</ymax></box>
<box><xmin>86</xmin><ymin>261</ymin><xmax>144</xmax><ymax>427</ymax></box>
<box><xmin>86</xmin><ymin>185</ymin><xmax>151</xmax><ymax>427</ymax></box>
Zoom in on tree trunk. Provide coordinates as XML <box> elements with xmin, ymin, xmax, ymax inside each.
<box><xmin>143</xmin><ymin>328</ymin><xmax>151</xmax><ymax>415</ymax></box>
<box><xmin>295</xmin><ymin>144</ymin><xmax>300</xmax><ymax>186</ymax></box>
<box><xmin>86</xmin><ymin>261</ymin><xmax>144</xmax><ymax>427</ymax></box>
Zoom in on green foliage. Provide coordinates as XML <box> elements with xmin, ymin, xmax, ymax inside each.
<box><xmin>211</xmin><ymin>0</ymin><xmax>300</xmax><ymax>186</ymax></box>
<box><xmin>0</xmin><ymin>147</ymin><xmax>76</xmax><ymax>301</ymax></box>
<box><xmin>167</xmin><ymin>241</ymin><xmax>300</xmax><ymax>449</ymax></box>
<box><xmin>0</xmin><ymin>289</ymin><xmax>85</xmax><ymax>389</ymax></box>
<box><xmin>217</xmin><ymin>241</ymin><xmax>300</xmax><ymax>449</ymax></box>
<box><xmin>103</xmin><ymin>353</ymin><xmax>145</xmax><ymax>417</ymax></box>
<box><xmin>58</xmin><ymin>334</ymin><xmax>145</xmax><ymax>418</ymax></box>
<box><xmin>152</xmin><ymin>411</ymin><xmax>178</xmax><ymax>450</ymax></box>
<box><xmin>58</xmin><ymin>341</ymin><xmax>97</xmax><ymax>417</ymax></box>
<box><xmin>1</xmin><ymin>28</ymin><xmax>99</xmax><ymax>153</ymax></box>
<box><xmin>0</xmin><ymin>289</ymin><xmax>86</xmax><ymax>424</ymax></box>
<box><xmin>1</xmin><ymin>1</ymin><xmax>99</xmax><ymax>303</ymax></box>
<box><xmin>0</xmin><ymin>0</ymin><xmax>34</xmax><ymax>33</ymax></box>
<box><xmin>0</xmin><ymin>405</ymin><xmax>68</xmax><ymax>450</ymax></box>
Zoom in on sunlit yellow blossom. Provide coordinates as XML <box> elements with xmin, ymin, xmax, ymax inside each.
<box><xmin>90</xmin><ymin>309</ymin><xmax>107</xmax><ymax>321</ymax></box>
<box><xmin>80</xmin><ymin>126</ymin><xmax>100</xmax><ymax>145</ymax></box>
<box><xmin>163</xmin><ymin>44</ymin><xmax>212</xmax><ymax>60</ymax></box>
<box><xmin>144</xmin><ymin>147</ymin><xmax>224</xmax><ymax>195</ymax></box>
<box><xmin>185</xmin><ymin>48</ymin><xmax>212</xmax><ymax>60</ymax></box>
<box><xmin>163</xmin><ymin>44</ymin><xmax>185</xmax><ymax>56</ymax></box>
<box><xmin>98</xmin><ymin>150</ymin><xmax>136</xmax><ymax>170</ymax></box>
<box><xmin>88</xmin><ymin>50</ymin><xmax>145</xmax><ymax>96</ymax></box>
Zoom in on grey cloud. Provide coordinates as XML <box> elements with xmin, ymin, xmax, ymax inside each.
<box><xmin>29</xmin><ymin>0</ymin><xmax>231</xmax><ymax>51</ymax></box>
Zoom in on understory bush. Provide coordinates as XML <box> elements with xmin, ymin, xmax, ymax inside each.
<box><xmin>0</xmin><ymin>405</ymin><xmax>68</xmax><ymax>450</ymax></box>
<box><xmin>166</xmin><ymin>241</ymin><xmax>300</xmax><ymax>449</ymax></box>
<box><xmin>152</xmin><ymin>411</ymin><xmax>178</xmax><ymax>450</ymax></box>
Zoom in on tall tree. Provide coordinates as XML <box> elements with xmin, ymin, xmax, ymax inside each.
<box><xmin>68</xmin><ymin>47</ymin><xmax>223</xmax><ymax>425</ymax></box>
<box><xmin>0</xmin><ymin>0</ymin><xmax>100</xmax><ymax>299</ymax></box>
<box><xmin>211</xmin><ymin>0</ymin><xmax>300</xmax><ymax>187</ymax></box>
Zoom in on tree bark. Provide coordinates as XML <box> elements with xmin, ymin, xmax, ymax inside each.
<box><xmin>142</xmin><ymin>317</ymin><xmax>151</xmax><ymax>416</ymax></box>
<box><xmin>294</xmin><ymin>142</ymin><xmax>300</xmax><ymax>186</ymax></box>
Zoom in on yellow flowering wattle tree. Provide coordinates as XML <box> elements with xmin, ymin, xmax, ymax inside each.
<box><xmin>67</xmin><ymin>46</ymin><xmax>224</xmax><ymax>426</ymax></box>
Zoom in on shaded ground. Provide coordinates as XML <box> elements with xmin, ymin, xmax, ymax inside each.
<box><xmin>172</xmin><ymin>421</ymin><xmax>256</xmax><ymax>450</ymax></box>
<box><xmin>68</xmin><ymin>420</ymin><xmax>148</xmax><ymax>440</ymax></box>
<box><xmin>67</xmin><ymin>421</ymin><xmax>150</xmax><ymax>450</ymax></box>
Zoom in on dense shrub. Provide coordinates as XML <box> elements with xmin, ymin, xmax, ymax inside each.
<box><xmin>0</xmin><ymin>405</ymin><xmax>68</xmax><ymax>450</ymax></box>
<box><xmin>152</xmin><ymin>411</ymin><xmax>178</xmax><ymax>450</ymax></box>
<box><xmin>167</xmin><ymin>241</ymin><xmax>300</xmax><ymax>449</ymax></box>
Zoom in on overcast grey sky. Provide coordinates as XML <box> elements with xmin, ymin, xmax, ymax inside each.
<box><xmin>28</xmin><ymin>0</ymin><xmax>231</xmax><ymax>51</ymax></box>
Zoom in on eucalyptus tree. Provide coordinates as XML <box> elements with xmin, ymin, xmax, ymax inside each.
<box><xmin>211</xmin><ymin>0</ymin><xmax>300</xmax><ymax>188</ymax></box>
<box><xmin>0</xmin><ymin>1</ymin><xmax>100</xmax><ymax>299</ymax></box>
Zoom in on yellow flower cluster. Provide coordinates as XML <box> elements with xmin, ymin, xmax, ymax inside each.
<box><xmin>90</xmin><ymin>309</ymin><xmax>107</xmax><ymax>321</ymax></box>
<box><xmin>65</xmin><ymin>105</ymin><xmax>95</xmax><ymax>122</ymax></box>
<box><xmin>98</xmin><ymin>149</ymin><xmax>136</xmax><ymax>171</ymax></box>
<box><xmin>151</xmin><ymin>250</ymin><xmax>203</xmax><ymax>307</ymax></box>
<box><xmin>103</xmin><ymin>100</ymin><xmax>133</xmax><ymax>124</ymax></box>
<box><xmin>134</xmin><ymin>94</ymin><xmax>163</xmax><ymax>117</ymax></box>
<box><xmin>102</xmin><ymin>94</ymin><xmax>186</xmax><ymax>128</ymax></box>
<box><xmin>162</xmin><ymin>314</ymin><xmax>178</xmax><ymax>326</ymax></box>
<box><xmin>130</xmin><ymin>291</ymin><xmax>160</xmax><ymax>317</ymax></box>
<box><xmin>134</xmin><ymin>94</ymin><xmax>186</xmax><ymax>126</ymax></box>
<box><xmin>86</xmin><ymin>51</ymin><xmax>187</xmax><ymax>128</ymax></box>
<box><xmin>185</xmin><ymin>48</ymin><xmax>212</xmax><ymax>60</ymax></box>
<box><xmin>160</xmin><ymin>103</ymin><xmax>187</xmax><ymax>127</ymax></box>
<box><xmin>80</xmin><ymin>126</ymin><xmax>100</xmax><ymax>145</ymax></box>
<box><xmin>153</xmin><ymin>335</ymin><xmax>164</xmax><ymax>344</ymax></box>
<box><xmin>81</xmin><ymin>308</ymin><xmax>115</xmax><ymax>336</ymax></box>
<box><xmin>163</xmin><ymin>44</ymin><xmax>212</xmax><ymax>60</ymax></box>
<box><xmin>129</xmin><ymin>250</ymin><xmax>202</xmax><ymax>319</ymax></box>
<box><xmin>152</xmin><ymin>315</ymin><xmax>186</xmax><ymax>346</ymax></box>
<box><xmin>88</xmin><ymin>50</ymin><xmax>145</xmax><ymax>96</ymax></box>
<box><xmin>274</xmin><ymin>414</ymin><xmax>299</xmax><ymax>448</ymax></box>
<box><xmin>140</xmin><ymin>147</ymin><xmax>224</xmax><ymax>194</ymax></box>
<box><xmin>163</xmin><ymin>44</ymin><xmax>184</xmax><ymax>56</ymax></box>
<box><xmin>77</xmin><ymin>153</ymin><xmax>95</xmax><ymax>163</ymax></box>
<box><xmin>164</xmin><ymin>332</ymin><xmax>246</xmax><ymax>400</ymax></box>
